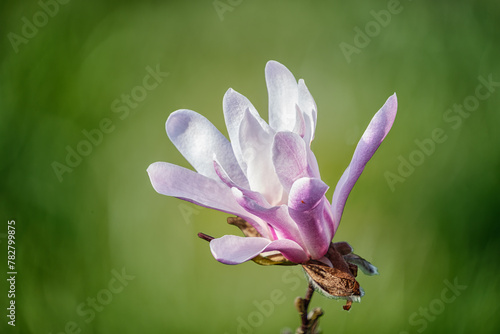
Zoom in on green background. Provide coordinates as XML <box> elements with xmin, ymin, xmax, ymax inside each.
<box><xmin>1</xmin><ymin>0</ymin><xmax>499</xmax><ymax>333</ymax></box>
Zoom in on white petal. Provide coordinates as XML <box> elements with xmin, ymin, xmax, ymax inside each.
<box><xmin>238</xmin><ymin>109</ymin><xmax>283</xmax><ymax>205</ymax></box>
<box><xmin>292</xmin><ymin>105</ymin><xmax>306</xmax><ymax>138</ymax></box>
<box><xmin>298</xmin><ymin>79</ymin><xmax>317</xmax><ymax>143</ymax></box>
<box><xmin>223</xmin><ymin>89</ymin><xmax>268</xmax><ymax>176</ymax></box>
<box><xmin>166</xmin><ymin>109</ymin><xmax>247</xmax><ymax>186</ymax></box>
<box><xmin>266</xmin><ymin>61</ymin><xmax>299</xmax><ymax>132</ymax></box>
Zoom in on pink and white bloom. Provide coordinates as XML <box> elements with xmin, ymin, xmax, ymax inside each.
<box><xmin>147</xmin><ymin>61</ymin><xmax>397</xmax><ymax>267</ymax></box>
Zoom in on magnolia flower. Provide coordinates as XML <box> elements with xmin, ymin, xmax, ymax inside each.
<box><xmin>148</xmin><ymin>61</ymin><xmax>397</xmax><ymax>271</ymax></box>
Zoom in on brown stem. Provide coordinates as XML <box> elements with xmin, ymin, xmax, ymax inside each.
<box><xmin>295</xmin><ymin>283</ymin><xmax>323</xmax><ymax>334</ymax></box>
<box><xmin>197</xmin><ymin>232</ymin><xmax>214</xmax><ymax>242</ymax></box>
<box><xmin>300</xmin><ymin>283</ymin><xmax>315</xmax><ymax>330</ymax></box>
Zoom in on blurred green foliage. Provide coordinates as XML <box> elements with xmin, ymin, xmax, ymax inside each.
<box><xmin>1</xmin><ymin>0</ymin><xmax>499</xmax><ymax>333</ymax></box>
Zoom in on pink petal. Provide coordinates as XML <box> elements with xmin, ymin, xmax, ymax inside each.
<box><xmin>331</xmin><ymin>94</ymin><xmax>398</xmax><ymax>231</ymax></box>
<box><xmin>148</xmin><ymin>162</ymin><xmax>273</xmax><ymax>238</ymax></box>
<box><xmin>212</xmin><ymin>159</ymin><xmax>272</xmax><ymax>239</ymax></box>
<box><xmin>306</xmin><ymin>149</ymin><xmax>321</xmax><ymax>179</ymax></box>
<box><xmin>288</xmin><ymin>177</ymin><xmax>333</xmax><ymax>259</ymax></box>
<box><xmin>210</xmin><ymin>235</ymin><xmax>308</xmax><ymax>265</ymax></box>
<box><xmin>231</xmin><ymin>188</ymin><xmax>305</xmax><ymax>248</ymax></box>
<box><xmin>272</xmin><ymin>131</ymin><xmax>309</xmax><ymax>192</ymax></box>
<box><xmin>147</xmin><ymin>162</ymin><xmax>245</xmax><ymax>216</ymax></box>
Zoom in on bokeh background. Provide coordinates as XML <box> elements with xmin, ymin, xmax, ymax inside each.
<box><xmin>1</xmin><ymin>0</ymin><xmax>499</xmax><ymax>333</ymax></box>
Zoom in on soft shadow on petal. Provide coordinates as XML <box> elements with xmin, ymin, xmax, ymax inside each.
<box><xmin>297</xmin><ymin>79</ymin><xmax>317</xmax><ymax>143</ymax></box>
<box><xmin>239</xmin><ymin>109</ymin><xmax>283</xmax><ymax>205</ymax></box>
<box><xmin>166</xmin><ymin>109</ymin><xmax>248</xmax><ymax>187</ymax></box>
<box><xmin>210</xmin><ymin>235</ymin><xmax>308</xmax><ymax>265</ymax></box>
<box><xmin>306</xmin><ymin>149</ymin><xmax>321</xmax><ymax>180</ymax></box>
<box><xmin>223</xmin><ymin>89</ymin><xmax>267</xmax><ymax>175</ymax></box>
<box><xmin>331</xmin><ymin>94</ymin><xmax>398</xmax><ymax>231</ymax></box>
<box><xmin>272</xmin><ymin>131</ymin><xmax>309</xmax><ymax>193</ymax></box>
<box><xmin>292</xmin><ymin>105</ymin><xmax>306</xmax><ymax>138</ymax></box>
<box><xmin>214</xmin><ymin>159</ymin><xmax>269</xmax><ymax>206</ymax></box>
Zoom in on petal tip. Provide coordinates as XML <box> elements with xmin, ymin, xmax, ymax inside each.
<box><xmin>265</xmin><ymin>60</ymin><xmax>290</xmax><ymax>76</ymax></box>
<box><xmin>146</xmin><ymin>162</ymin><xmax>166</xmax><ymax>194</ymax></box>
<box><xmin>387</xmin><ymin>93</ymin><xmax>398</xmax><ymax>110</ymax></box>
<box><xmin>146</xmin><ymin>162</ymin><xmax>161</xmax><ymax>175</ymax></box>
<box><xmin>265</xmin><ymin>60</ymin><xmax>281</xmax><ymax>68</ymax></box>
<box><xmin>146</xmin><ymin>164</ymin><xmax>153</xmax><ymax>174</ymax></box>
<box><xmin>166</xmin><ymin>109</ymin><xmax>194</xmax><ymax>139</ymax></box>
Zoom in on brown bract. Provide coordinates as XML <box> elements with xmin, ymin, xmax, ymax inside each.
<box><xmin>227</xmin><ymin>216</ymin><xmax>263</xmax><ymax>238</ymax></box>
<box><xmin>302</xmin><ymin>241</ymin><xmax>376</xmax><ymax>311</ymax></box>
<box><xmin>199</xmin><ymin>217</ymin><xmax>377</xmax><ymax>313</ymax></box>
